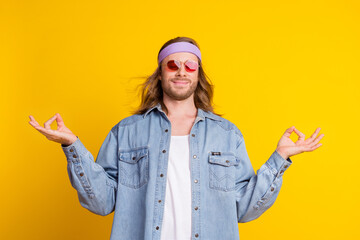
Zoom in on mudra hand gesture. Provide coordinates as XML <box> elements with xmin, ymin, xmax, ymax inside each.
<box><xmin>28</xmin><ymin>113</ymin><xmax>77</xmax><ymax>146</ymax></box>
<box><xmin>276</xmin><ymin>126</ymin><xmax>324</xmax><ymax>160</ymax></box>
<box><xmin>29</xmin><ymin>113</ymin><xmax>324</xmax><ymax>159</ymax></box>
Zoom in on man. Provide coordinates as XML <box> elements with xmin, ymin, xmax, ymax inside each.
<box><xmin>29</xmin><ymin>37</ymin><xmax>324</xmax><ymax>240</ymax></box>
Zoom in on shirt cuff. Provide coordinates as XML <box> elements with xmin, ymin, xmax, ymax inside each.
<box><xmin>265</xmin><ymin>150</ymin><xmax>292</xmax><ymax>177</ymax></box>
<box><xmin>61</xmin><ymin>136</ymin><xmax>88</xmax><ymax>163</ymax></box>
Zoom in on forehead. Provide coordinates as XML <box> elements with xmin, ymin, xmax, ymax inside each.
<box><xmin>162</xmin><ymin>52</ymin><xmax>198</xmax><ymax>63</ymax></box>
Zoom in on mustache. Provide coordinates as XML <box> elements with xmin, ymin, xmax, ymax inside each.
<box><xmin>171</xmin><ymin>78</ymin><xmax>191</xmax><ymax>82</ymax></box>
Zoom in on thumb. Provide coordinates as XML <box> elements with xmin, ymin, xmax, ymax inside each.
<box><xmin>55</xmin><ymin>113</ymin><xmax>65</xmax><ymax>128</ymax></box>
<box><xmin>283</xmin><ymin>126</ymin><xmax>295</xmax><ymax>138</ymax></box>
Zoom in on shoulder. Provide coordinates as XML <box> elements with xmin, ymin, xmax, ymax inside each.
<box><xmin>108</xmin><ymin>114</ymin><xmax>145</xmax><ymax>133</ymax></box>
<box><xmin>204</xmin><ymin>111</ymin><xmax>243</xmax><ymax>138</ymax></box>
<box><xmin>117</xmin><ymin>114</ymin><xmax>144</xmax><ymax>127</ymax></box>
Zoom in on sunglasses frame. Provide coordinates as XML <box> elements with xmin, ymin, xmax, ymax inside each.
<box><xmin>165</xmin><ymin>59</ymin><xmax>200</xmax><ymax>72</ymax></box>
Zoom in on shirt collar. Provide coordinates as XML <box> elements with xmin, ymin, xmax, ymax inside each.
<box><xmin>143</xmin><ymin>103</ymin><xmax>162</xmax><ymax>118</ymax></box>
<box><xmin>143</xmin><ymin>103</ymin><xmax>222</xmax><ymax>122</ymax></box>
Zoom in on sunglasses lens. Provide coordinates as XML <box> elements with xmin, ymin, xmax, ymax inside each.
<box><xmin>166</xmin><ymin>60</ymin><xmax>198</xmax><ymax>72</ymax></box>
<box><xmin>185</xmin><ymin>60</ymin><xmax>198</xmax><ymax>72</ymax></box>
<box><xmin>167</xmin><ymin>60</ymin><xmax>179</xmax><ymax>71</ymax></box>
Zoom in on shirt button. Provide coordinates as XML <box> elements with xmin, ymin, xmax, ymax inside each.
<box><xmin>160</xmin><ymin>174</ymin><xmax>164</xmax><ymax>177</ymax></box>
<box><xmin>132</xmin><ymin>157</ymin><xmax>136</xmax><ymax>160</ymax></box>
<box><xmin>271</xmin><ymin>187</ymin><xmax>275</xmax><ymax>191</ymax></box>
<box><xmin>195</xmin><ymin>233</ymin><xmax>199</xmax><ymax>238</ymax></box>
<box><xmin>194</xmin><ymin>207</ymin><xmax>198</xmax><ymax>210</ymax></box>
<box><xmin>191</xmin><ymin>134</ymin><xmax>195</xmax><ymax>137</ymax></box>
<box><xmin>80</xmin><ymin>173</ymin><xmax>84</xmax><ymax>177</ymax></box>
<box><xmin>158</xmin><ymin>200</ymin><xmax>162</xmax><ymax>203</ymax></box>
<box><xmin>193</xmin><ymin>155</ymin><xmax>197</xmax><ymax>159</ymax></box>
<box><xmin>280</xmin><ymin>170</ymin><xmax>284</xmax><ymax>174</ymax></box>
<box><xmin>165</xmin><ymin>129</ymin><xmax>168</xmax><ymax>132</ymax></box>
<box><xmin>162</xmin><ymin>150</ymin><xmax>166</xmax><ymax>153</ymax></box>
<box><xmin>73</xmin><ymin>154</ymin><xmax>77</xmax><ymax>158</ymax></box>
<box><xmin>70</xmin><ymin>149</ymin><xmax>73</xmax><ymax>152</ymax></box>
<box><xmin>194</xmin><ymin>179</ymin><xmax>198</xmax><ymax>183</ymax></box>
<box><xmin>284</xmin><ymin>165</ymin><xmax>288</xmax><ymax>169</ymax></box>
<box><xmin>226</xmin><ymin>160</ymin><xmax>230</xmax><ymax>164</ymax></box>
<box><xmin>156</xmin><ymin>226</ymin><xmax>159</xmax><ymax>230</ymax></box>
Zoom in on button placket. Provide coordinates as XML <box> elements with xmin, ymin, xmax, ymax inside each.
<box><xmin>70</xmin><ymin>148</ymin><xmax>93</xmax><ymax>197</ymax></box>
<box><xmin>70</xmin><ymin>148</ymin><xmax>80</xmax><ymax>163</ymax></box>
<box><xmin>277</xmin><ymin>166</ymin><xmax>286</xmax><ymax>178</ymax></box>
<box><xmin>189</xmin><ymin>125</ymin><xmax>201</xmax><ymax>240</ymax></box>
<box><xmin>153</xmin><ymin>119</ymin><xmax>171</xmax><ymax>239</ymax></box>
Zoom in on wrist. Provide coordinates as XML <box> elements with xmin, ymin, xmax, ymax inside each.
<box><xmin>276</xmin><ymin>148</ymin><xmax>289</xmax><ymax>160</ymax></box>
<box><xmin>63</xmin><ymin>135</ymin><xmax>78</xmax><ymax>146</ymax></box>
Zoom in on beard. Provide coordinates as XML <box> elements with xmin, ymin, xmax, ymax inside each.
<box><xmin>161</xmin><ymin>78</ymin><xmax>198</xmax><ymax>101</ymax></box>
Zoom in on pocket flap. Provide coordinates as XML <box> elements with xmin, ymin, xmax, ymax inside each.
<box><xmin>119</xmin><ymin>147</ymin><xmax>148</xmax><ymax>164</ymax></box>
<box><xmin>208</xmin><ymin>152</ymin><xmax>239</xmax><ymax>167</ymax></box>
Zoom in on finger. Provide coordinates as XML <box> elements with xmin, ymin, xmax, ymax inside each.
<box><xmin>293</xmin><ymin>127</ymin><xmax>306</xmax><ymax>141</ymax></box>
<box><xmin>44</xmin><ymin>114</ymin><xmax>57</xmax><ymax>130</ymax></box>
<box><xmin>309</xmin><ymin>143</ymin><xmax>322</xmax><ymax>151</ymax></box>
<box><xmin>29</xmin><ymin>116</ymin><xmax>58</xmax><ymax>139</ymax></box>
<box><xmin>305</xmin><ymin>127</ymin><xmax>321</xmax><ymax>143</ymax></box>
<box><xmin>30</xmin><ymin>121</ymin><xmax>53</xmax><ymax>137</ymax></box>
<box><xmin>308</xmin><ymin>134</ymin><xmax>325</xmax><ymax>148</ymax></box>
<box><xmin>36</xmin><ymin>126</ymin><xmax>53</xmax><ymax>137</ymax></box>
<box><xmin>55</xmin><ymin>113</ymin><xmax>65</xmax><ymax>128</ymax></box>
<box><xmin>29</xmin><ymin>115</ymin><xmax>41</xmax><ymax>127</ymax></box>
<box><xmin>29</xmin><ymin>116</ymin><xmax>49</xmax><ymax>135</ymax></box>
<box><xmin>283</xmin><ymin>126</ymin><xmax>295</xmax><ymax>137</ymax></box>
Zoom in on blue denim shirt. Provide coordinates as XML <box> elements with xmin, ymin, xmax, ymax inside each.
<box><xmin>61</xmin><ymin>103</ymin><xmax>292</xmax><ymax>240</ymax></box>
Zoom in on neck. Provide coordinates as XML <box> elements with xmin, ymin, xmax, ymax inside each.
<box><xmin>162</xmin><ymin>95</ymin><xmax>197</xmax><ymax>118</ymax></box>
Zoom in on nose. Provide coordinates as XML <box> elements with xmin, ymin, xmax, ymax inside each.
<box><xmin>175</xmin><ymin>63</ymin><xmax>187</xmax><ymax>76</ymax></box>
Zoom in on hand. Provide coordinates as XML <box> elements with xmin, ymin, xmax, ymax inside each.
<box><xmin>28</xmin><ymin>113</ymin><xmax>78</xmax><ymax>145</ymax></box>
<box><xmin>276</xmin><ymin>126</ymin><xmax>324</xmax><ymax>160</ymax></box>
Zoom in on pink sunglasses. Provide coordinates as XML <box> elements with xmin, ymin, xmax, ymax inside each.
<box><xmin>165</xmin><ymin>59</ymin><xmax>199</xmax><ymax>72</ymax></box>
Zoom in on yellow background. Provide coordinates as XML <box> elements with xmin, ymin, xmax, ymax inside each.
<box><xmin>1</xmin><ymin>0</ymin><xmax>359</xmax><ymax>239</ymax></box>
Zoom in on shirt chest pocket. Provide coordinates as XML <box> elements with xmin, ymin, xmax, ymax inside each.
<box><xmin>208</xmin><ymin>152</ymin><xmax>239</xmax><ymax>192</ymax></box>
<box><xmin>118</xmin><ymin>147</ymin><xmax>149</xmax><ymax>189</ymax></box>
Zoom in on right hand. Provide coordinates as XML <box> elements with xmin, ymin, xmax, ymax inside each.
<box><xmin>28</xmin><ymin>113</ymin><xmax>78</xmax><ymax>145</ymax></box>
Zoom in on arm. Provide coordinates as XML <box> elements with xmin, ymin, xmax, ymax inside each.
<box><xmin>62</xmin><ymin>126</ymin><xmax>118</xmax><ymax>216</ymax></box>
<box><xmin>235</xmin><ymin>126</ymin><xmax>324</xmax><ymax>222</ymax></box>
<box><xmin>234</xmin><ymin>132</ymin><xmax>292</xmax><ymax>223</ymax></box>
<box><xmin>28</xmin><ymin>113</ymin><xmax>119</xmax><ymax>215</ymax></box>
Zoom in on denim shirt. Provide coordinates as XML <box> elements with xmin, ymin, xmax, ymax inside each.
<box><xmin>61</xmin><ymin>103</ymin><xmax>292</xmax><ymax>240</ymax></box>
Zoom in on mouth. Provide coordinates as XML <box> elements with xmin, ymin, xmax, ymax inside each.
<box><xmin>171</xmin><ymin>79</ymin><xmax>190</xmax><ymax>85</ymax></box>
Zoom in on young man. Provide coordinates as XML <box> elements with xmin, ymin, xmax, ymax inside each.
<box><xmin>29</xmin><ymin>37</ymin><xmax>324</xmax><ymax>240</ymax></box>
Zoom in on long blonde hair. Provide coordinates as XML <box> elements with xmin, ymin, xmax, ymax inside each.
<box><xmin>133</xmin><ymin>36</ymin><xmax>221</xmax><ymax>116</ymax></box>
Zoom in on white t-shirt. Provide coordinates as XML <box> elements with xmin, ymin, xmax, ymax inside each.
<box><xmin>160</xmin><ymin>135</ymin><xmax>192</xmax><ymax>240</ymax></box>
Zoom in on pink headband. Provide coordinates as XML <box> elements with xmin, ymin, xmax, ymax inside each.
<box><xmin>158</xmin><ymin>42</ymin><xmax>202</xmax><ymax>65</ymax></box>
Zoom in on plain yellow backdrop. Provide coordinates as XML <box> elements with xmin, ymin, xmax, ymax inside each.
<box><xmin>1</xmin><ymin>0</ymin><xmax>359</xmax><ymax>239</ymax></box>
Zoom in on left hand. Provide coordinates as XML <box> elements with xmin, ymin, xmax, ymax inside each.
<box><xmin>276</xmin><ymin>126</ymin><xmax>324</xmax><ymax>160</ymax></box>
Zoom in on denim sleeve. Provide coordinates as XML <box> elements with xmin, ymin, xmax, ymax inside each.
<box><xmin>61</xmin><ymin>126</ymin><xmax>118</xmax><ymax>216</ymax></box>
<box><xmin>234</xmin><ymin>130</ymin><xmax>292</xmax><ymax>223</ymax></box>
